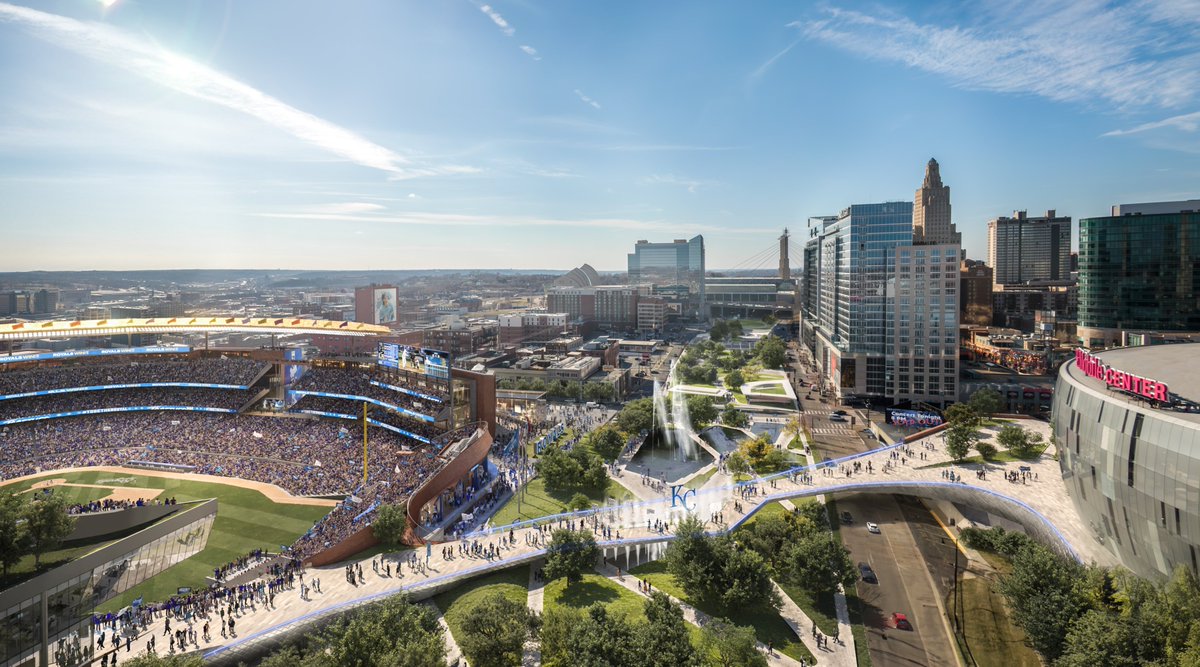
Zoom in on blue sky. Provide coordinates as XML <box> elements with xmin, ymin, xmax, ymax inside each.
<box><xmin>0</xmin><ymin>0</ymin><xmax>1197</xmax><ymax>271</ymax></box>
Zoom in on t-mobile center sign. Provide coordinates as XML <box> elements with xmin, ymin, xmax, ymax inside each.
<box><xmin>1075</xmin><ymin>349</ymin><xmax>1169</xmax><ymax>402</ymax></box>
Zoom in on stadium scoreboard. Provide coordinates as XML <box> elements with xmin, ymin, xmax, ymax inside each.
<box><xmin>376</xmin><ymin>343</ymin><xmax>450</xmax><ymax>380</ymax></box>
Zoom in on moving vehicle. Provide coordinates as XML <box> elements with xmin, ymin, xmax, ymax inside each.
<box><xmin>866</xmin><ymin>522</ymin><xmax>880</xmax><ymax>534</ymax></box>
<box><xmin>891</xmin><ymin>612</ymin><xmax>912</xmax><ymax>631</ymax></box>
<box><xmin>858</xmin><ymin>562</ymin><xmax>877</xmax><ymax>584</ymax></box>
<box><xmin>840</xmin><ymin>511</ymin><xmax>853</xmax><ymax>525</ymax></box>
<box><xmin>832</xmin><ymin>409</ymin><xmax>847</xmax><ymax>416</ymax></box>
<box><xmin>829</xmin><ymin>414</ymin><xmax>847</xmax><ymax>422</ymax></box>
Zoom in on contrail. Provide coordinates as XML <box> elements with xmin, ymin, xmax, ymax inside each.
<box><xmin>0</xmin><ymin>2</ymin><xmax>469</xmax><ymax>178</ymax></box>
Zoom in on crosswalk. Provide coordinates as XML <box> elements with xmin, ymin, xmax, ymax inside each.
<box><xmin>810</xmin><ymin>427</ymin><xmax>854</xmax><ymax>436</ymax></box>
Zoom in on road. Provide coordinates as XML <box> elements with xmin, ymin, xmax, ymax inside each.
<box><xmin>838</xmin><ymin>495</ymin><xmax>959</xmax><ymax>667</ymax></box>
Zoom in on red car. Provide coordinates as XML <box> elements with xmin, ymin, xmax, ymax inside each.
<box><xmin>891</xmin><ymin>613</ymin><xmax>912</xmax><ymax>631</ymax></box>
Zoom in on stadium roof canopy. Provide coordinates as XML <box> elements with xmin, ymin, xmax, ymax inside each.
<box><xmin>0</xmin><ymin>317</ymin><xmax>392</xmax><ymax>342</ymax></box>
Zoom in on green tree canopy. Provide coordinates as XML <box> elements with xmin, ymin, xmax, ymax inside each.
<box><xmin>544</xmin><ymin>529</ymin><xmax>599</xmax><ymax>585</ymax></box>
<box><xmin>724</xmin><ymin>369</ymin><xmax>745</xmax><ymax>390</ymax></box>
<box><xmin>636</xmin><ymin>592</ymin><xmax>699</xmax><ymax>667</ymax></box>
<box><xmin>997</xmin><ymin>424</ymin><xmax>1044</xmax><ymax>458</ymax></box>
<box><xmin>699</xmin><ymin>617</ymin><xmax>767</xmax><ymax>667</ymax></box>
<box><xmin>24</xmin><ymin>494</ymin><xmax>74</xmax><ymax>566</ymax></box>
<box><xmin>944</xmin><ymin>422</ymin><xmax>979</xmax><ymax>461</ymax></box>
<box><xmin>122</xmin><ymin>655</ymin><xmax>206</xmax><ymax>667</ymax></box>
<box><xmin>944</xmin><ymin>403</ymin><xmax>981</xmax><ymax>428</ymax></box>
<box><xmin>968</xmin><ymin>387</ymin><xmax>1005</xmax><ymax>417</ymax></box>
<box><xmin>567</xmin><ymin>492</ymin><xmax>592</xmax><ymax>513</ymax></box>
<box><xmin>298</xmin><ymin>594</ymin><xmax>446</xmax><ymax>667</ymax></box>
<box><xmin>975</xmin><ymin>440</ymin><xmax>997</xmax><ymax>461</ymax></box>
<box><xmin>617</xmin><ymin>398</ymin><xmax>655</xmax><ymax>434</ymax></box>
<box><xmin>709</xmin><ymin>320</ymin><xmax>729</xmax><ymax>342</ymax></box>
<box><xmin>721</xmin><ymin>405</ymin><xmax>748</xmax><ymax>429</ymax></box>
<box><xmin>458</xmin><ymin>592</ymin><xmax>539</xmax><ymax>667</ymax></box>
<box><xmin>784</xmin><ymin>533</ymin><xmax>858</xmax><ymax>597</ymax></box>
<box><xmin>753</xmin><ymin>335</ymin><xmax>787</xmax><ymax>369</ymax></box>
<box><xmin>0</xmin><ymin>494</ymin><xmax>27</xmax><ymax>576</ymax></box>
<box><xmin>665</xmin><ymin>515</ymin><xmax>779</xmax><ymax>613</ymax></box>
<box><xmin>371</xmin><ymin>502</ymin><xmax>408</xmax><ymax>547</ymax></box>
<box><xmin>685</xmin><ymin>395</ymin><xmax>719</xmax><ymax>428</ymax></box>
<box><xmin>585</xmin><ymin>424</ymin><xmax>627</xmax><ymax>462</ymax></box>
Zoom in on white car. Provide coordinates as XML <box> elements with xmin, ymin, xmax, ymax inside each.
<box><xmin>866</xmin><ymin>522</ymin><xmax>880</xmax><ymax>534</ymax></box>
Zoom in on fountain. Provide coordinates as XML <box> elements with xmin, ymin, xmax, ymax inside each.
<box><xmin>631</xmin><ymin>356</ymin><xmax>709</xmax><ymax>479</ymax></box>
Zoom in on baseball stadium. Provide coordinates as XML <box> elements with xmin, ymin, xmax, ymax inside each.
<box><xmin>0</xmin><ymin>318</ymin><xmax>498</xmax><ymax>667</ymax></box>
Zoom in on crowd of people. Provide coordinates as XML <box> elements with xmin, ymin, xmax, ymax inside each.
<box><xmin>0</xmin><ymin>386</ymin><xmax>252</xmax><ymax>420</ymax></box>
<box><xmin>292</xmin><ymin>366</ymin><xmax>448</xmax><ymax>409</ymax></box>
<box><xmin>0</xmin><ymin>356</ymin><xmax>267</xmax><ymax>395</ymax></box>
<box><xmin>67</xmin><ymin>496</ymin><xmax>155</xmax><ymax>515</ymax></box>
<box><xmin>290</xmin><ymin>394</ymin><xmax>443</xmax><ymax>441</ymax></box>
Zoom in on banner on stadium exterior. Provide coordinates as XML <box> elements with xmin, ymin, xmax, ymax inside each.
<box><xmin>375</xmin><ymin>343</ymin><xmax>450</xmax><ymax>380</ymax></box>
<box><xmin>0</xmin><ymin>382</ymin><xmax>249</xmax><ymax>402</ymax></box>
<box><xmin>0</xmin><ymin>346</ymin><xmax>190</xmax><ymax>364</ymax></box>
<box><xmin>373</xmin><ymin>287</ymin><xmax>398</xmax><ymax>325</ymax></box>
<box><xmin>885</xmin><ymin>408</ymin><xmax>944</xmax><ymax>428</ymax></box>
<box><xmin>283</xmin><ymin>347</ymin><xmax>306</xmax><ymax>385</ymax></box>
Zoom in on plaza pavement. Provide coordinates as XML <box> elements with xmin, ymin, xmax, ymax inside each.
<box><xmin>182</xmin><ymin>417</ymin><xmax>1106</xmax><ymax>665</ymax></box>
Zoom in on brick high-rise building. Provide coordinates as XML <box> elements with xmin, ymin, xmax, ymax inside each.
<box><xmin>987</xmin><ymin>210</ymin><xmax>1072</xmax><ymax>287</ymax></box>
<box><xmin>960</xmin><ymin>260</ymin><xmax>994</xmax><ymax>326</ymax></box>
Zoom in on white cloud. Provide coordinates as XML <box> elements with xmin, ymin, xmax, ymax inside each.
<box><xmin>519</xmin><ymin>44</ymin><xmax>541</xmax><ymax>60</ymax></box>
<box><xmin>574</xmin><ymin>89</ymin><xmax>602</xmax><ymax>110</ymax></box>
<box><xmin>307</xmin><ymin>202</ymin><xmax>387</xmax><ymax>214</ymax></box>
<box><xmin>0</xmin><ymin>2</ymin><xmax>471</xmax><ymax>178</ymax></box>
<box><xmin>1103</xmin><ymin>110</ymin><xmax>1200</xmax><ymax>136</ymax></box>
<box><xmin>796</xmin><ymin>3</ymin><xmax>1200</xmax><ymax>110</ymax></box>
<box><xmin>255</xmin><ymin>209</ymin><xmax>736</xmax><ymax>234</ymax></box>
<box><xmin>478</xmin><ymin>3</ymin><xmax>514</xmax><ymax>37</ymax></box>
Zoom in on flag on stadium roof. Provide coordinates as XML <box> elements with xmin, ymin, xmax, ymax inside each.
<box><xmin>274</xmin><ymin>319</ymin><xmax>284</xmax><ymax>325</ymax></box>
<box><xmin>96</xmin><ymin>320</ymin><xmax>107</xmax><ymax>326</ymax></box>
<box><xmin>167</xmin><ymin>318</ymin><xmax>177</xmax><ymax>324</ymax></box>
<box><xmin>339</xmin><ymin>321</ymin><xmax>350</xmax><ymax>328</ymax></box>
<box><xmin>11</xmin><ymin>323</ymin><xmax>22</xmax><ymax>330</ymax></box>
<box><xmin>147</xmin><ymin>319</ymin><xmax>156</xmax><ymax>323</ymax></box>
<box><xmin>292</xmin><ymin>319</ymin><xmax>301</xmax><ymax>325</ymax></box>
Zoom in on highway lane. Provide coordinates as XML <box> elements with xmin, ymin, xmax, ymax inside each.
<box><xmin>838</xmin><ymin>495</ymin><xmax>959</xmax><ymax>667</ymax></box>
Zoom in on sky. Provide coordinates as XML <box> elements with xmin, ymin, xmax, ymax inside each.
<box><xmin>0</xmin><ymin>0</ymin><xmax>1198</xmax><ymax>272</ymax></box>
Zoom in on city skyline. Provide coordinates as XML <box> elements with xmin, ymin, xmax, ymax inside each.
<box><xmin>1</xmin><ymin>1</ymin><xmax>1198</xmax><ymax>271</ymax></box>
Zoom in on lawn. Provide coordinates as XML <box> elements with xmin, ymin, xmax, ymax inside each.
<box><xmin>683</xmin><ymin>467</ymin><xmax>718</xmax><ymax>490</ymax></box>
<box><xmin>433</xmin><ymin>565</ymin><xmax>529</xmax><ymax>645</ymax></box>
<box><xmin>544</xmin><ymin>572</ymin><xmax>649</xmax><ymax>623</ymax></box>
<box><xmin>951</xmin><ymin>573</ymin><xmax>1040</xmax><ymax>667</ymax></box>
<box><xmin>490</xmin><ymin>477</ymin><xmax>634</xmax><ymax>527</ymax></box>
<box><xmin>917</xmin><ymin>445</ymin><xmax>1049</xmax><ymax>468</ymax></box>
<box><xmin>752</xmin><ymin>385</ymin><xmax>788</xmax><ymax>396</ymax></box>
<box><xmin>2</xmin><ymin>471</ymin><xmax>334</xmax><ymax>612</ymax></box>
<box><xmin>629</xmin><ymin>560</ymin><xmax>814</xmax><ymax>663</ymax></box>
<box><xmin>20</xmin><ymin>483</ymin><xmax>121</xmax><ymax>508</ymax></box>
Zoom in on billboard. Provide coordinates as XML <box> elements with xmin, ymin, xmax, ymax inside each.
<box><xmin>376</xmin><ymin>343</ymin><xmax>450</xmax><ymax>380</ymax></box>
<box><xmin>374</xmin><ymin>287</ymin><xmax>397</xmax><ymax>325</ymax></box>
<box><xmin>885</xmin><ymin>408</ymin><xmax>944</xmax><ymax>428</ymax></box>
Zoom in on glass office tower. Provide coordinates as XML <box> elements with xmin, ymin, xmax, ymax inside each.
<box><xmin>627</xmin><ymin>236</ymin><xmax>705</xmax><ymax>305</ymax></box>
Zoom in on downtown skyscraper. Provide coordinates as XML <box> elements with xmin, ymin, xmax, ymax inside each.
<box><xmin>800</xmin><ymin>160</ymin><xmax>961</xmax><ymax>406</ymax></box>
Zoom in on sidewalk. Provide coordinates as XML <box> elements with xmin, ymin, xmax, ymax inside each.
<box><xmin>524</xmin><ymin>561</ymin><xmax>544</xmax><ymax>667</ymax></box>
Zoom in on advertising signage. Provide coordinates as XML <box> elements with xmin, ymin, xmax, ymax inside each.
<box><xmin>885</xmin><ymin>408</ymin><xmax>944</xmax><ymax>428</ymax></box>
<box><xmin>0</xmin><ymin>346</ymin><xmax>190</xmax><ymax>364</ymax></box>
<box><xmin>1075</xmin><ymin>349</ymin><xmax>1169</xmax><ymax>402</ymax></box>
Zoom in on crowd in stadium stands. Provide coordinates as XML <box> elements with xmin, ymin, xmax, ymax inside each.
<box><xmin>0</xmin><ymin>410</ymin><xmax>486</xmax><ymax>560</ymax></box>
<box><xmin>0</xmin><ymin>387</ymin><xmax>252</xmax><ymax>419</ymax></box>
<box><xmin>290</xmin><ymin>394</ymin><xmax>443</xmax><ymax>441</ymax></box>
<box><xmin>292</xmin><ymin>366</ymin><xmax>449</xmax><ymax>409</ymax></box>
<box><xmin>0</xmin><ymin>357</ymin><xmax>266</xmax><ymax>395</ymax></box>
<box><xmin>67</xmin><ymin>497</ymin><xmax>152</xmax><ymax>515</ymax></box>
<box><xmin>213</xmin><ymin>548</ymin><xmax>270</xmax><ymax>583</ymax></box>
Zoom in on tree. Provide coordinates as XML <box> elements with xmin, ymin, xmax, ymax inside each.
<box><xmin>665</xmin><ymin>515</ymin><xmax>778</xmax><ymax>613</ymax></box>
<box><xmin>636</xmin><ymin>592</ymin><xmax>700</xmax><ymax>667</ymax></box>
<box><xmin>24</xmin><ymin>494</ymin><xmax>74</xmax><ymax>567</ymax></box>
<box><xmin>317</xmin><ymin>594</ymin><xmax>446</xmax><ymax>667</ymax></box>
<box><xmin>975</xmin><ymin>441</ymin><xmax>997</xmax><ymax>461</ymax></box>
<box><xmin>709</xmin><ymin>320</ymin><xmax>730</xmax><ymax>342</ymax></box>
<box><xmin>538</xmin><ymin>607</ymin><xmax>582</xmax><ymax>667</ymax></box>
<box><xmin>968</xmin><ymin>387</ymin><xmax>1005</xmax><ymax>417</ymax></box>
<box><xmin>944</xmin><ymin>422</ymin><xmax>978</xmax><ymax>461</ymax></box>
<box><xmin>997</xmin><ymin>424</ymin><xmax>1044</xmax><ymax>458</ymax></box>
<box><xmin>585</xmin><ymin>425</ymin><xmax>626</xmax><ymax>462</ymax></box>
<box><xmin>721</xmin><ymin>405</ymin><xmax>748</xmax><ymax>429</ymax></box>
<box><xmin>572</xmin><ymin>448</ymin><xmax>610</xmax><ymax>492</ymax></box>
<box><xmin>726</xmin><ymin>451</ymin><xmax>751</xmax><ymax>479</ymax></box>
<box><xmin>371</xmin><ymin>502</ymin><xmax>408</xmax><ymax>547</ymax></box>
<box><xmin>999</xmin><ymin>539</ymin><xmax>1091</xmax><ymax>660</ymax></box>
<box><xmin>1055</xmin><ymin>610</ymin><xmax>1140</xmax><ymax>667</ymax></box>
<box><xmin>549</xmin><ymin>604</ymin><xmax>638</xmax><ymax>667</ymax></box>
<box><xmin>739</xmin><ymin>510</ymin><xmax>819</xmax><ymax>571</ymax></box>
<box><xmin>724</xmin><ymin>369</ymin><xmax>745</xmax><ymax>390</ymax></box>
<box><xmin>719</xmin><ymin>545</ymin><xmax>778</xmax><ymax>611</ymax></box>
<box><xmin>699</xmin><ymin>617</ymin><xmax>767</xmax><ymax>667</ymax></box>
<box><xmin>567</xmin><ymin>492</ymin><xmax>592</xmax><ymax>513</ymax></box>
<box><xmin>785</xmin><ymin>533</ymin><xmax>857</xmax><ymax>597</ymax></box>
<box><xmin>583</xmin><ymin>382</ymin><xmax>613</xmax><ymax>402</ymax></box>
<box><xmin>617</xmin><ymin>398</ymin><xmax>655</xmax><ymax>434</ymax></box>
<box><xmin>753</xmin><ymin>335</ymin><xmax>787</xmax><ymax>369</ymax></box>
<box><xmin>686</xmin><ymin>395</ymin><xmax>718</xmax><ymax>428</ymax></box>
<box><xmin>537</xmin><ymin>447</ymin><xmax>584</xmax><ymax>491</ymax></box>
<box><xmin>0</xmin><ymin>494</ymin><xmax>27</xmax><ymax>576</ymax></box>
<box><xmin>544</xmin><ymin>529</ymin><xmax>599</xmax><ymax>585</ymax></box>
<box><xmin>726</xmin><ymin>320</ymin><xmax>745</xmax><ymax>338</ymax></box>
<box><xmin>459</xmin><ymin>592</ymin><xmax>539</xmax><ymax>667</ymax></box>
<box><xmin>944</xmin><ymin>403</ymin><xmax>981</xmax><ymax>429</ymax></box>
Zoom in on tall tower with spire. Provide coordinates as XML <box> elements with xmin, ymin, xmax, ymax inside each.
<box><xmin>779</xmin><ymin>228</ymin><xmax>790</xmax><ymax>280</ymax></box>
<box><xmin>913</xmin><ymin>158</ymin><xmax>960</xmax><ymax>246</ymax></box>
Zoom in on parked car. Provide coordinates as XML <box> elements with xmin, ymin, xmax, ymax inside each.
<box><xmin>840</xmin><ymin>511</ymin><xmax>853</xmax><ymax>525</ymax></box>
<box><xmin>832</xmin><ymin>409</ymin><xmax>848</xmax><ymax>416</ymax></box>
<box><xmin>891</xmin><ymin>613</ymin><xmax>912</xmax><ymax>631</ymax></box>
<box><xmin>858</xmin><ymin>562</ymin><xmax>877</xmax><ymax>584</ymax></box>
<box><xmin>866</xmin><ymin>522</ymin><xmax>880</xmax><ymax>534</ymax></box>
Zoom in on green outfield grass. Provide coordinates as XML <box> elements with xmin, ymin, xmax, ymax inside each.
<box><xmin>4</xmin><ymin>470</ymin><xmax>332</xmax><ymax>612</ymax></box>
<box><xmin>490</xmin><ymin>477</ymin><xmax>634</xmax><ymax>527</ymax></box>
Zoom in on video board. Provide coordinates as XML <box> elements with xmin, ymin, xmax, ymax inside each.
<box><xmin>376</xmin><ymin>343</ymin><xmax>450</xmax><ymax>381</ymax></box>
